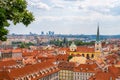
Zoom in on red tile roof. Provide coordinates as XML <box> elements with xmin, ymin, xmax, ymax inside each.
<box><xmin>89</xmin><ymin>71</ymin><xmax>116</xmax><ymax>80</ymax></box>
<box><xmin>74</xmin><ymin>63</ymin><xmax>98</xmax><ymax>72</ymax></box>
<box><xmin>108</xmin><ymin>66</ymin><xmax>120</xmax><ymax>77</ymax></box>
<box><xmin>12</xmin><ymin>48</ymin><xmax>22</xmax><ymax>53</ymax></box>
<box><xmin>0</xmin><ymin>60</ymin><xmax>17</xmax><ymax>70</ymax></box>
<box><xmin>76</xmin><ymin>46</ymin><xmax>95</xmax><ymax>53</ymax></box>
<box><xmin>55</xmin><ymin>54</ymin><xmax>69</xmax><ymax>61</ymax></box>
<box><xmin>0</xmin><ymin>60</ymin><xmax>59</xmax><ymax>80</ymax></box>
<box><xmin>58</xmin><ymin>46</ymin><xmax>95</xmax><ymax>53</ymax></box>
<box><xmin>58</xmin><ymin>61</ymin><xmax>75</xmax><ymax>71</ymax></box>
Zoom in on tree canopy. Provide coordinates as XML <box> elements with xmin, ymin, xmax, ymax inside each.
<box><xmin>50</xmin><ymin>39</ymin><xmax>95</xmax><ymax>47</ymax></box>
<box><xmin>0</xmin><ymin>0</ymin><xmax>34</xmax><ymax>41</ymax></box>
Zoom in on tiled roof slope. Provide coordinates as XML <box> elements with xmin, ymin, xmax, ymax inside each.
<box><xmin>89</xmin><ymin>71</ymin><xmax>116</xmax><ymax>80</ymax></box>
<box><xmin>0</xmin><ymin>60</ymin><xmax>59</xmax><ymax>80</ymax></box>
<box><xmin>76</xmin><ymin>46</ymin><xmax>95</xmax><ymax>53</ymax></box>
<box><xmin>74</xmin><ymin>63</ymin><xmax>98</xmax><ymax>72</ymax></box>
<box><xmin>0</xmin><ymin>60</ymin><xmax>17</xmax><ymax>69</ymax></box>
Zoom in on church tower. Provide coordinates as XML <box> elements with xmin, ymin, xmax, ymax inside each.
<box><xmin>70</xmin><ymin>41</ymin><xmax>77</xmax><ymax>52</ymax></box>
<box><xmin>95</xmin><ymin>23</ymin><xmax>102</xmax><ymax>52</ymax></box>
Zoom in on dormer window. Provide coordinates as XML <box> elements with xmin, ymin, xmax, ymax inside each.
<box><xmin>86</xmin><ymin>68</ymin><xmax>88</xmax><ymax>70</ymax></box>
<box><xmin>80</xmin><ymin>68</ymin><xmax>83</xmax><ymax>70</ymax></box>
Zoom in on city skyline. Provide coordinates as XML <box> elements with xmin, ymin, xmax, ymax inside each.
<box><xmin>8</xmin><ymin>0</ymin><xmax>120</xmax><ymax>35</ymax></box>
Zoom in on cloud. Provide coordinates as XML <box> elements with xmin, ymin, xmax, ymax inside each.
<box><xmin>64</xmin><ymin>0</ymin><xmax>85</xmax><ymax>1</ymax></box>
<box><xmin>52</xmin><ymin>4</ymin><xmax>64</xmax><ymax>9</ymax></box>
<box><xmin>27</xmin><ymin>0</ymin><xmax>50</xmax><ymax>10</ymax></box>
<box><xmin>37</xmin><ymin>2</ymin><xmax>50</xmax><ymax>10</ymax></box>
<box><xmin>64</xmin><ymin>0</ymin><xmax>78</xmax><ymax>1</ymax></box>
<box><xmin>27</xmin><ymin>0</ymin><xmax>120</xmax><ymax>16</ymax></box>
<box><xmin>50</xmin><ymin>0</ymin><xmax>66</xmax><ymax>9</ymax></box>
<box><xmin>9</xmin><ymin>0</ymin><xmax>120</xmax><ymax>35</ymax></box>
<box><xmin>36</xmin><ymin>15</ymin><xmax>98</xmax><ymax>22</ymax></box>
<box><xmin>109</xmin><ymin>6</ymin><xmax>120</xmax><ymax>16</ymax></box>
<box><xmin>76</xmin><ymin>0</ymin><xmax>120</xmax><ymax>16</ymax></box>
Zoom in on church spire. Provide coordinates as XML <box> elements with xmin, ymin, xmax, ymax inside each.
<box><xmin>96</xmin><ymin>23</ymin><xmax>100</xmax><ymax>42</ymax></box>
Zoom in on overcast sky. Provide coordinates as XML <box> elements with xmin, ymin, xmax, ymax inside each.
<box><xmin>8</xmin><ymin>0</ymin><xmax>120</xmax><ymax>35</ymax></box>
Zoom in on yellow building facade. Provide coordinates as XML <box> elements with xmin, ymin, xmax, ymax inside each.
<box><xmin>68</xmin><ymin>26</ymin><xmax>102</xmax><ymax>59</ymax></box>
<box><xmin>59</xmin><ymin>70</ymin><xmax>73</xmax><ymax>80</ymax></box>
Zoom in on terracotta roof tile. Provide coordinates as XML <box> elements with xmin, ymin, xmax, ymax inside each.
<box><xmin>76</xmin><ymin>46</ymin><xmax>95</xmax><ymax>53</ymax></box>
<box><xmin>0</xmin><ymin>60</ymin><xmax>59</xmax><ymax>80</ymax></box>
<box><xmin>89</xmin><ymin>71</ymin><xmax>116</xmax><ymax>80</ymax></box>
<box><xmin>74</xmin><ymin>63</ymin><xmax>98</xmax><ymax>72</ymax></box>
<box><xmin>0</xmin><ymin>60</ymin><xmax>17</xmax><ymax>69</ymax></box>
<box><xmin>58</xmin><ymin>61</ymin><xmax>75</xmax><ymax>71</ymax></box>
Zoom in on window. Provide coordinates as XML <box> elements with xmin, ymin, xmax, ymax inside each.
<box><xmin>91</xmin><ymin>54</ymin><xmax>94</xmax><ymax>58</ymax></box>
<box><xmin>86</xmin><ymin>54</ymin><xmax>90</xmax><ymax>59</ymax></box>
<box><xmin>82</xmin><ymin>54</ymin><xmax>85</xmax><ymax>57</ymax></box>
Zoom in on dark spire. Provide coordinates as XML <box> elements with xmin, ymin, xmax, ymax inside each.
<box><xmin>96</xmin><ymin>23</ymin><xmax>100</xmax><ymax>41</ymax></box>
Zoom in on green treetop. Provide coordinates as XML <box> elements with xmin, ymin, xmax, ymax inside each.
<box><xmin>0</xmin><ymin>0</ymin><xmax>34</xmax><ymax>41</ymax></box>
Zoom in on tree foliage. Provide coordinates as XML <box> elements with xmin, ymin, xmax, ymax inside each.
<box><xmin>19</xmin><ymin>42</ymin><xmax>34</xmax><ymax>48</ymax></box>
<box><xmin>50</xmin><ymin>39</ymin><xmax>95</xmax><ymax>47</ymax></box>
<box><xmin>0</xmin><ymin>0</ymin><xmax>34</xmax><ymax>41</ymax></box>
<box><xmin>67</xmin><ymin>55</ymin><xmax>73</xmax><ymax>61</ymax></box>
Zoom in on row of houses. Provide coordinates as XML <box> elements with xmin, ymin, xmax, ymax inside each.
<box><xmin>0</xmin><ymin>59</ymin><xmax>120</xmax><ymax>80</ymax></box>
<box><xmin>0</xmin><ymin>60</ymin><xmax>59</xmax><ymax>80</ymax></box>
<box><xmin>58</xmin><ymin>61</ymin><xmax>120</xmax><ymax>80</ymax></box>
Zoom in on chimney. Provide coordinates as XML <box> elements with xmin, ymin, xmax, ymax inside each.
<box><xmin>80</xmin><ymin>68</ymin><xmax>83</xmax><ymax>70</ymax></box>
<box><xmin>86</xmin><ymin>68</ymin><xmax>88</xmax><ymax>71</ymax></box>
<box><xmin>8</xmin><ymin>69</ymin><xmax>11</xmax><ymax>73</ymax></box>
<box><xmin>110</xmin><ymin>77</ymin><xmax>112</xmax><ymax>80</ymax></box>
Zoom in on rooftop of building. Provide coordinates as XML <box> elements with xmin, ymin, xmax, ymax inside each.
<box><xmin>74</xmin><ymin>63</ymin><xmax>98</xmax><ymax>72</ymax></box>
<box><xmin>58</xmin><ymin>61</ymin><xmax>75</xmax><ymax>71</ymax></box>
<box><xmin>0</xmin><ymin>60</ymin><xmax>18</xmax><ymax>70</ymax></box>
<box><xmin>0</xmin><ymin>60</ymin><xmax>59</xmax><ymax>80</ymax></box>
<box><xmin>89</xmin><ymin>71</ymin><xmax>116</xmax><ymax>80</ymax></box>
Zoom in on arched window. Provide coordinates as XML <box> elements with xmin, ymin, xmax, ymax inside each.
<box><xmin>82</xmin><ymin>54</ymin><xmax>84</xmax><ymax>57</ymax></box>
<box><xmin>86</xmin><ymin>54</ymin><xmax>90</xmax><ymax>59</ymax></box>
<box><xmin>91</xmin><ymin>54</ymin><xmax>94</xmax><ymax>58</ymax></box>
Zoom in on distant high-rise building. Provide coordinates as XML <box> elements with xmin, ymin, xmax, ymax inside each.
<box><xmin>48</xmin><ymin>31</ymin><xmax>50</xmax><ymax>35</ymax></box>
<box><xmin>52</xmin><ymin>31</ymin><xmax>54</xmax><ymax>35</ymax></box>
<box><xmin>29</xmin><ymin>32</ymin><xmax>32</xmax><ymax>35</ymax></box>
<box><xmin>48</xmin><ymin>31</ymin><xmax>55</xmax><ymax>35</ymax></box>
<box><xmin>41</xmin><ymin>31</ymin><xmax>44</xmax><ymax>35</ymax></box>
<box><xmin>46</xmin><ymin>32</ymin><xmax>48</xmax><ymax>35</ymax></box>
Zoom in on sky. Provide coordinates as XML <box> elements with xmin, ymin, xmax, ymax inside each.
<box><xmin>8</xmin><ymin>0</ymin><xmax>120</xmax><ymax>35</ymax></box>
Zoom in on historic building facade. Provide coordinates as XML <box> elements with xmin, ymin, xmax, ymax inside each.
<box><xmin>73</xmin><ymin>64</ymin><xmax>98</xmax><ymax>80</ymax></box>
<box><xmin>40</xmin><ymin>72</ymin><xmax>59</xmax><ymax>80</ymax></box>
<box><xmin>58</xmin><ymin>62</ymin><xmax>75</xmax><ymax>80</ymax></box>
<box><xmin>68</xmin><ymin>26</ymin><xmax>102</xmax><ymax>59</ymax></box>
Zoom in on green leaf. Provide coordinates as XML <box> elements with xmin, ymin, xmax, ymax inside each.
<box><xmin>0</xmin><ymin>0</ymin><xmax>34</xmax><ymax>41</ymax></box>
